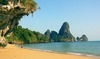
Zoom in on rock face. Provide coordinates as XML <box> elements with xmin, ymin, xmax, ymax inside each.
<box><xmin>80</xmin><ymin>35</ymin><xmax>88</xmax><ymax>41</ymax></box>
<box><xmin>59</xmin><ymin>22</ymin><xmax>70</xmax><ymax>36</ymax></box>
<box><xmin>0</xmin><ymin>0</ymin><xmax>37</xmax><ymax>47</ymax></box>
<box><xmin>76</xmin><ymin>37</ymin><xmax>80</xmax><ymax>41</ymax></box>
<box><xmin>76</xmin><ymin>35</ymin><xmax>88</xmax><ymax>41</ymax></box>
<box><xmin>44</xmin><ymin>29</ymin><xmax>50</xmax><ymax>40</ymax></box>
<box><xmin>58</xmin><ymin>22</ymin><xmax>75</xmax><ymax>42</ymax></box>
<box><xmin>44</xmin><ymin>22</ymin><xmax>75</xmax><ymax>42</ymax></box>
<box><xmin>50</xmin><ymin>31</ymin><xmax>59</xmax><ymax>42</ymax></box>
<box><xmin>0</xmin><ymin>37</ymin><xmax>7</xmax><ymax>47</ymax></box>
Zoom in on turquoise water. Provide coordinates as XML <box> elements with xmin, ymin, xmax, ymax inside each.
<box><xmin>23</xmin><ymin>41</ymin><xmax>100</xmax><ymax>56</ymax></box>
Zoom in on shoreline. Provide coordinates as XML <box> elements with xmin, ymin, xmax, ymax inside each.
<box><xmin>0</xmin><ymin>44</ymin><xmax>99</xmax><ymax>59</ymax></box>
<box><xmin>22</xmin><ymin>46</ymin><xmax>100</xmax><ymax>59</ymax></box>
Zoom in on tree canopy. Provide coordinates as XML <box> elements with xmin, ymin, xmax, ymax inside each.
<box><xmin>0</xmin><ymin>0</ymin><xmax>37</xmax><ymax>37</ymax></box>
<box><xmin>6</xmin><ymin>26</ymin><xmax>49</xmax><ymax>44</ymax></box>
<box><xmin>0</xmin><ymin>0</ymin><xmax>37</xmax><ymax>47</ymax></box>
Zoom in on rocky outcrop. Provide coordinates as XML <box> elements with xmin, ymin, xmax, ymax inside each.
<box><xmin>76</xmin><ymin>37</ymin><xmax>80</xmax><ymax>41</ymax></box>
<box><xmin>44</xmin><ymin>29</ymin><xmax>50</xmax><ymax>40</ymax></box>
<box><xmin>58</xmin><ymin>22</ymin><xmax>75</xmax><ymax>42</ymax></box>
<box><xmin>50</xmin><ymin>31</ymin><xmax>59</xmax><ymax>42</ymax></box>
<box><xmin>76</xmin><ymin>35</ymin><xmax>88</xmax><ymax>41</ymax></box>
<box><xmin>0</xmin><ymin>37</ymin><xmax>7</xmax><ymax>48</ymax></box>
<box><xmin>0</xmin><ymin>0</ymin><xmax>37</xmax><ymax>47</ymax></box>
<box><xmin>44</xmin><ymin>22</ymin><xmax>75</xmax><ymax>42</ymax></box>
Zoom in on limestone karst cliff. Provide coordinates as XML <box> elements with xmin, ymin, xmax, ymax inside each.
<box><xmin>44</xmin><ymin>29</ymin><xmax>50</xmax><ymax>40</ymax></box>
<box><xmin>44</xmin><ymin>22</ymin><xmax>75</xmax><ymax>42</ymax></box>
<box><xmin>58</xmin><ymin>22</ymin><xmax>75</xmax><ymax>42</ymax></box>
<box><xmin>76</xmin><ymin>35</ymin><xmax>88</xmax><ymax>42</ymax></box>
<box><xmin>0</xmin><ymin>0</ymin><xmax>37</xmax><ymax>47</ymax></box>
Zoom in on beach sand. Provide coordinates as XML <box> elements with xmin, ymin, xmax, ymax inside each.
<box><xmin>0</xmin><ymin>44</ymin><xmax>98</xmax><ymax>59</ymax></box>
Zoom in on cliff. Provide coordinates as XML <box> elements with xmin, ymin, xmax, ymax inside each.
<box><xmin>44</xmin><ymin>22</ymin><xmax>75</xmax><ymax>42</ymax></box>
<box><xmin>58</xmin><ymin>22</ymin><xmax>75</xmax><ymax>42</ymax></box>
<box><xmin>0</xmin><ymin>0</ymin><xmax>37</xmax><ymax>47</ymax></box>
<box><xmin>44</xmin><ymin>29</ymin><xmax>50</xmax><ymax>40</ymax></box>
<box><xmin>76</xmin><ymin>35</ymin><xmax>88</xmax><ymax>42</ymax></box>
<box><xmin>50</xmin><ymin>31</ymin><xmax>59</xmax><ymax>42</ymax></box>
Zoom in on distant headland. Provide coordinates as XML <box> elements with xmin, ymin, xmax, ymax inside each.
<box><xmin>44</xmin><ymin>22</ymin><xmax>88</xmax><ymax>42</ymax></box>
<box><xmin>2</xmin><ymin>22</ymin><xmax>88</xmax><ymax>45</ymax></box>
<box><xmin>1</xmin><ymin>21</ymin><xmax>88</xmax><ymax>47</ymax></box>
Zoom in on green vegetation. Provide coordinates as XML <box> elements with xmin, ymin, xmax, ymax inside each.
<box><xmin>6</xmin><ymin>26</ymin><xmax>49</xmax><ymax>44</ymax></box>
<box><xmin>0</xmin><ymin>43</ymin><xmax>7</xmax><ymax>48</ymax></box>
<box><xmin>0</xmin><ymin>0</ymin><xmax>7</xmax><ymax>5</ymax></box>
<box><xmin>0</xmin><ymin>0</ymin><xmax>37</xmax><ymax>47</ymax></box>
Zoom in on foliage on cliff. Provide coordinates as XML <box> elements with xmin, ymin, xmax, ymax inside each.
<box><xmin>0</xmin><ymin>0</ymin><xmax>37</xmax><ymax>47</ymax></box>
<box><xmin>6</xmin><ymin>26</ymin><xmax>49</xmax><ymax>44</ymax></box>
<box><xmin>0</xmin><ymin>0</ymin><xmax>37</xmax><ymax>37</ymax></box>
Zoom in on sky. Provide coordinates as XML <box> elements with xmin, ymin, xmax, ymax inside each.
<box><xmin>19</xmin><ymin>0</ymin><xmax>100</xmax><ymax>41</ymax></box>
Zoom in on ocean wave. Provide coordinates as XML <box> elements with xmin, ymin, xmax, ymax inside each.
<box><xmin>23</xmin><ymin>47</ymin><xmax>100</xmax><ymax>58</ymax></box>
<box><xmin>23</xmin><ymin>47</ymin><xmax>54</xmax><ymax>53</ymax></box>
<box><xmin>67</xmin><ymin>52</ymin><xmax>83</xmax><ymax>55</ymax></box>
<box><xmin>66</xmin><ymin>52</ymin><xmax>100</xmax><ymax>58</ymax></box>
<box><xmin>23</xmin><ymin>41</ymin><xmax>100</xmax><ymax>58</ymax></box>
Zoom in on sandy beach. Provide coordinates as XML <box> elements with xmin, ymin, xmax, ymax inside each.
<box><xmin>0</xmin><ymin>44</ymin><xmax>98</xmax><ymax>59</ymax></box>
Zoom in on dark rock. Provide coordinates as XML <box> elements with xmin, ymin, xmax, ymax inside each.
<box><xmin>76</xmin><ymin>35</ymin><xmax>88</xmax><ymax>41</ymax></box>
<box><xmin>50</xmin><ymin>31</ymin><xmax>59</xmax><ymax>42</ymax></box>
<box><xmin>76</xmin><ymin>37</ymin><xmax>81</xmax><ymax>41</ymax></box>
<box><xmin>44</xmin><ymin>29</ymin><xmax>50</xmax><ymax>38</ymax></box>
<box><xmin>44</xmin><ymin>29</ymin><xmax>50</xmax><ymax>41</ymax></box>
<box><xmin>59</xmin><ymin>22</ymin><xmax>70</xmax><ymax>36</ymax></box>
<box><xmin>80</xmin><ymin>35</ymin><xmax>88</xmax><ymax>41</ymax></box>
<box><xmin>59</xmin><ymin>22</ymin><xmax>75</xmax><ymax>42</ymax></box>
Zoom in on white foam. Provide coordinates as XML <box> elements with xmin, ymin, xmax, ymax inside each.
<box><xmin>24</xmin><ymin>47</ymin><xmax>54</xmax><ymax>53</ymax></box>
<box><xmin>66</xmin><ymin>52</ymin><xmax>99</xmax><ymax>58</ymax></box>
<box><xmin>67</xmin><ymin>52</ymin><xmax>82</xmax><ymax>55</ymax></box>
<box><xmin>86</xmin><ymin>54</ymin><xmax>94</xmax><ymax>57</ymax></box>
<box><xmin>23</xmin><ymin>46</ymin><xmax>100</xmax><ymax>58</ymax></box>
<box><xmin>43</xmin><ymin>50</ymin><xmax>52</xmax><ymax>52</ymax></box>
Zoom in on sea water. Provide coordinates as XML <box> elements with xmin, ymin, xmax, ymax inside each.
<box><xmin>23</xmin><ymin>41</ymin><xmax>100</xmax><ymax>56</ymax></box>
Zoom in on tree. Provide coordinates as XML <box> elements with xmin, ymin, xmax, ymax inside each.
<box><xmin>0</xmin><ymin>0</ymin><xmax>37</xmax><ymax>47</ymax></box>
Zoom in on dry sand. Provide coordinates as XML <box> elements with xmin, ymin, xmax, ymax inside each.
<box><xmin>0</xmin><ymin>44</ymin><xmax>98</xmax><ymax>59</ymax></box>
